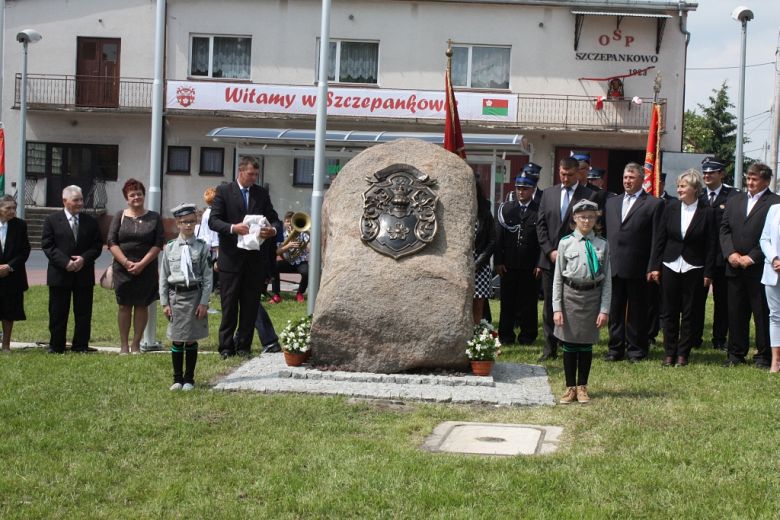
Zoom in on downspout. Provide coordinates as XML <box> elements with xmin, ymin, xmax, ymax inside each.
<box><xmin>678</xmin><ymin>1</ymin><xmax>691</xmax><ymax>152</ymax></box>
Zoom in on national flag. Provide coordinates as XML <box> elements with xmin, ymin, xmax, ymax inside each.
<box><xmin>0</xmin><ymin>126</ymin><xmax>5</xmax><ymax>196</ymax></box>
<box><xmin>642</xmin><ymin>103</ymin><xmax>662</xmax><ymax>196</ymax></box>
<box><xmin>444</xmin><ymin>67</ymin><xmax>466</xmax><ymax>159</ymax></box>
<box><xmin>482</xmin><ymin>98</ymin><xmax>509</xmax><ymax>116</ymax></box>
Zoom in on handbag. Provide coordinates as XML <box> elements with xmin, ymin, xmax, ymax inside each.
<box><xmin>100</xmin><ymin>265</ymin><xmax>114</xmax><ymax>290</ymax></box>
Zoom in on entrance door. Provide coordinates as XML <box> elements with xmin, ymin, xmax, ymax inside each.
<box><xmin>76</xmin><ymin>37</ymin><xmax>120</xmax><ymax>108</ymax></box>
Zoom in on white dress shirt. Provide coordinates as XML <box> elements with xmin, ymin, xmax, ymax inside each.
<box><xmin>663</xmin><ymin>200</ymin><xmax>703</xmax><ymax>273</ymax></box>
<box><xmin>747</xmin><ymin>188</ymin><xmax>768</xmax><ymax>216</ymax></box>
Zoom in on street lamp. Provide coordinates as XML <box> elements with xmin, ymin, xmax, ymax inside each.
<box><xmin>16</xmin><ymin>28</ymin><xmax>42</xmax><ymax>219</ymax></box>
<box><xmin>732</xmin><ymin>6</ymin><xmax>753</xmax><ymax>190</ymax></box>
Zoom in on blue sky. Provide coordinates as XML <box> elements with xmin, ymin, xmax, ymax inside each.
<box><xmin>685</xmin><ymin>0</ymin><xmax>779</xmax><ymax>162</ymax></box>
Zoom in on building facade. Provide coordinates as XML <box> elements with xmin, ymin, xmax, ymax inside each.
<box><xmin>2</xmin><ymin>0</ymin><xmax>697</xmax><ymax>227</ymax></box>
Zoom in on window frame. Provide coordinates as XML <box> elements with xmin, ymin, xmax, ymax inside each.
<box><xmin>292</xmin><ymin>156</ymin><xmax>343</xmax><ymax>187</ymax></box>
<box><xmin>188</xmin><ymin>34</ymin><xmax>252</xmax><ymax>81</ymax></box>
<box><xmin>451</xmin><ymin>43</ymin><xmax>511</xmax><ymax>90</ymax></box>
<box><xmin>166</xmin><ymin>146</ymin><xmax>192</xmax><ymax>176</ymax></box>
<box><xmin>199</xmin><ymin>147</ymin><xmax>225</xmax><ymax>177</ymax></box>
<box><xmin>315</xmin><ymin>38</ymin><xmax>380</xmax><ymax>85</ymax></box>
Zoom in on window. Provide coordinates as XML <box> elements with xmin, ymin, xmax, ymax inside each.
<box><xmin>200</xmin><ymin>147</ymin><xmax>225</xmax><ymax>176</ymax></box>
<box><xmin>451</xmin><ymin>45</ymin><xmax>510</xmax><ymax>89</ymax></box>
<box><xmin>25</xmin><ymin>142</ymin><xmax>118</xmax><ymax>181</ymax></box>
<box><xmin>167</xmin><ymin>146</ymin><xmax>191</xmax><ymax>175</ymax></box>
<box><xmin>316</xmin><ymin>39</ymin><xmax>378</xmax><ymax>84</ymax></box>
<box><xmin>190</xmin><ymin>35</ymin><xmax>251</xmax><ymax>79</ymax></box>
<box><xmin>293</xmin><ymin>157</ymin><xmax>342</xmax><ymax>187</ymax></box>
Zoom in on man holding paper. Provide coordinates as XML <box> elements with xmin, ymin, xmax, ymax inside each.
<box><xmin>209</xmin><ymin>156</ymin><xmax>279</xmax><ymax>359</ymax></box>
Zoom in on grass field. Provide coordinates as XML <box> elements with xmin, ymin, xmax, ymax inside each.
<box><xmin>1</xmin><ymin>287</ymin><xmax>779</xmax><ymax>518</ymax></box>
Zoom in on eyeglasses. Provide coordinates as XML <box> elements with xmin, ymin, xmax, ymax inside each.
<box><xmin>575</xmin><ymin>215</ymin><xmax>597</xmax><ymax>222</ymax></box>
<box><xmin>178</xmin><ymin>220</ymin><xmax>198</xmax><ymax>226</ymax></box>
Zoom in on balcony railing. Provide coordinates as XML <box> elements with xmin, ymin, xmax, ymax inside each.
<box><xmin>516</xmin><ymin>94</ymin><xmax>664</xmax><ymax>131</ymax></box>
<box><xmin>13</xmin><ymin>74</ymin><xmax>663</xmax><ymax>132</ymax></box>
<box><xmin>14</xmin><ymin>74</ymin><xmax>153</xmax><ymax>111</ymax></box>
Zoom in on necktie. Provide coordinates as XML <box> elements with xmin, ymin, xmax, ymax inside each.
<box><xmin>709</xmin><ymin>191</ymin><xmax>716</xmax><ymax>207</ymax></box>
<box><xmin>72</xmin><ymin>216</ymin><xmax>79</xmax><ymax>241</ymax></box>
<box><xmin>0</xmin><ymin>223</ymin><xmax>5</xmax><ymax>255</ymax></box>
<box><xmin>241</xmin><ymin>187</ymin><xmax>249</xmax><ymax>210</ymax></box>
<box><xmin>622</xmin><ymin>195</ymin><xmax>633</xmax><ymax>221</ymax></box>
<box><xmin>560</xmin><ymin>188</ymin><xmax>571</xmax><ymax>220</ymax></box>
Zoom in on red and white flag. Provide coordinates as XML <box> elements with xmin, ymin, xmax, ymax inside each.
<box><xmin>444</xmin><ymin>68</ymin><xmax>466</xmax><ymax>159</ymax></box>
<box><xmin>642</xmin><ymin>104</ymin><xmax>662</xmax><ymax>196</ymax></box>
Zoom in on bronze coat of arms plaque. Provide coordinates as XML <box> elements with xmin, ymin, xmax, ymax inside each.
<box><xmin>360</xmin><ymin>164</ymin><xmax>438</xmax><ymax>259</ymax></box>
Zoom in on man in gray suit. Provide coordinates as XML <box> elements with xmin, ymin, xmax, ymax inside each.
<box><xmin>535</xmin><ymin>157</ymin><xmax>594</xmax><ymax>361</ymax></box>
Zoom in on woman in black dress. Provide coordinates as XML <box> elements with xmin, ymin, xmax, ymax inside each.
<box><xmin>108</xmin><ymin>179</ymin><xmax>164</xmax><ymax>354</ymax></box>
<box><xmin>0</xmin><ymin>195</ymin><xmax>31</xmax><ymax>352</ymax></box>
<box><xmin>473</xmin><ymin>180</ymin><xmax>496</xmax><ymax>324</ymax></box>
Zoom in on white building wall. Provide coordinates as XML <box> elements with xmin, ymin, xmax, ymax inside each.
<box><xmin>1</xmin><ymin>0</ymin><xmax>693</xmax><ymax>217</ymax></box>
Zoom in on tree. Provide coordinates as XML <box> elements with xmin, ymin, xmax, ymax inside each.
<box><xmin>682</xmin><ymin>82</ymin><xmax>744</xmax><ymax>181</ymax></box>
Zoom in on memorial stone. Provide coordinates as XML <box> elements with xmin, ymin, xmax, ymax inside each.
<box><xmin>310</xmin><ymin>138</ymin><xmax>475</xmax><ymax>373</ymax></box>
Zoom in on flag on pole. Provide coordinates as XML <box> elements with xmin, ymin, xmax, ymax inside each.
<box><xmin>0</xmin><ymin>126</ymin><xmax>5</xmax><ymax>196</ymax></box>
<box><xmin>444</xmin><ymin>57</ymin><xmax>466</xmax><ymax>159</ymax></box>
<box><xmin>642</xmin><ymin>103</ymin><xmax>662</xmax><ymax>196</ymax></box>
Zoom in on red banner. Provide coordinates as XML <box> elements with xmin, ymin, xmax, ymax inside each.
<box><xmin>444</xmin><ymin>70</ymin><xmax>466</xmax><ymax>159</ymax></box>
<box><xmin>642</xmin><ymin>103</ymin><xmax>661</xmax><ymax>196</ymax></box>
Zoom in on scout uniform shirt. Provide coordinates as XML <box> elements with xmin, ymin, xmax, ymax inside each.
<box><xmin>159</xmin><ymin>236</ymin><xmax>213</xmax><ymax>341</ymax></box>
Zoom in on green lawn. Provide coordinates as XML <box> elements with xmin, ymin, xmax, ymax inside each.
<box><xmin>1</xmin><ymin>287</ymin><xmax>778</xmax><ymax>518</ymax></box>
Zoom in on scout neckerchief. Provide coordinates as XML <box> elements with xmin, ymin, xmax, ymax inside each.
<box><xmin>584</xmin><ymin>235</ymin><xmax>600</xmax><ymax>279</ymax></box>
<box><xmin>179</xmin><ymin>238</ymin><xmax>194</xmax><ymax>287</ymax></box>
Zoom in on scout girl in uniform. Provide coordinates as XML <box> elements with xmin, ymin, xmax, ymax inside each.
<box><xmin>552</xmin><ymin>199</ymin><xmax>611</xmax><ymax>404</ymax></box>
<box><xmin>160</xmin><ymin>204</ymin><xmax>213</xmax><ymax>391</ymax></box>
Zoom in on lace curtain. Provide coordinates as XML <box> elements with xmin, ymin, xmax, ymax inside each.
<box><xmin>190</xmin><ymin>36</ymin><xmax>251</xmax><ymax>79</ymax></box>
<box><xmin>200</xmin><ymin>148</ymin><xmax>224</xmax><ymax>175</ymax></box>
<box><xmin>338</xmin><ymin>42</ymin><xmax>378</xmax><ymax>83</ymax></box>
<box><xmin>452</xmin><ymin>46</ymin><xmax>510</xmax><ymax>89</ymax></box>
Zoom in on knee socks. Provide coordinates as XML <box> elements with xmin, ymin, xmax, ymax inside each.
<box><xmin>563</xmin><ymin>351</ymin><xmax>593</xmax><ymax>387</ymax></box>
<box><xmin>171</xmin><ymin>342</ymin><xmax>184</xmax><ymax>384</ymax></box>
<box><xmin>184</xmin><ymin>342</ymin><xmax>198</xmax><ymax>384</ymax></box>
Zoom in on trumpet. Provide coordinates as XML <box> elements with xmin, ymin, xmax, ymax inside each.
<box><xmin>282</xmin><ymin>212</ymin><xmax>311</xmax><ymax>261</ymax></box>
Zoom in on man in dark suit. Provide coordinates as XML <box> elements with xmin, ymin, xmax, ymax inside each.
<box><xmin>41</xmin><ymin>185</ymin><xmax>103</xmax><ymax>353</ymax></box>
<box><xmin>0</xmin><ymin>195</ymin><xmax>31</xmax><ymax>351</ymax></box>
<box><xmin>536</xmin><ymin>157</ymin><xmax>594</xmax><ymax>361</ymax></box>
<box><xmin>695</xmin><ymin>159</ymin><xmax>737</xmax><ymax>351</ymax></box>
<box><xmin>573</xmin><ymin>152</ymin><xmax>608</xmax><ymax>211</ymax></box>
<box><xmin>720</xmin><ymin>162</ymin><xmax>780</xmax><ymax>368</ymax></box>
<box><xmin>495</xmin><ymin>173</ymin><xmax>540</xmax><ymax>345</ymax></box>
<box><xmin>209</xmin><ymin>156</ymin><xmax>279</xmax><ymax>359</ymax></box>
<box><xmin>604</xmin><ymin>163</ymin><xmax>664</xmax><ymax>362</ymax></box>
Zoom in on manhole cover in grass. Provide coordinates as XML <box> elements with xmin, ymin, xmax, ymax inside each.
<box><xmin>423</xmin><ymin>421</ymin><xmax>562</xmax><ymax>456</ymax></box>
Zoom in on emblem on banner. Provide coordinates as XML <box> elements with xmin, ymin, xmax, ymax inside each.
<box><xmin>176</xmin><ymin>86</ymin><xmax>196</xmax><ymax>108</ymax></box>
<box><xmin>360</xmin><ymin>164</ymin><xmax>438</xmax><ymax>259</ymax></box>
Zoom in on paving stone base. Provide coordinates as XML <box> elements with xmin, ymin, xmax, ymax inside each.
<box><xmin>214</xmin><ymin>353</ymin><xmax>555</xmax><ymax>406</ymax></box>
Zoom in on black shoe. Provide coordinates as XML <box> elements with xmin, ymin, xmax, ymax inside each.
<box><xmin>219</xmin><ymin>350</ymin><xmax>234</xmax><ymax>360</ymax></box>
<box><xmin>537</xmin><ymin>353</ymin><xmax>556</xmax><ymax>362</ymax></box>
<box><xmin>499</xmin><ymin>337</ymin><xmax>515</xmax><ymax>345</ymax></box>
<box><xmin>236</xmin><ymin>349</ymin><xmax>252</xmax><ymax>358</ymax></box>
<box><xmin>754</xmin><ymin>361</ymin><xmax>771</xmax><ymax>370</ymax></box>
<box><xmin>47</xmin><ymin>347</ymin><xmax>65</xmax><ymax>354</ymax></box>
<box><xmin>722</xmin><ymin>359</ymin><xmax>745</xmax><ymax>368</ymax></box>
<box><xmin>517</xmin><ymin>337</ymin><xmax>537</xmax><ymax>345</ymax></box>
<box><xmin>603</xmin><ymin>354</ymin><xmax>624</xmax><ymax>362</ymax></box>
<box><xmin>262</xmin><ymin>342</ymin><xmax>281</xmax><ymax>353</ymax></box>
<box><xmin>712</xmin><ymin>342</ymin><xmax>727</xmax><ymax>352</ymax></box>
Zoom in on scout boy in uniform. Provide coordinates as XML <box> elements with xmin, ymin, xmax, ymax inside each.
<box><xmin>160</xmin><ymin>203</ymin><xmax>213</xmax><ymax>391</ymax></box>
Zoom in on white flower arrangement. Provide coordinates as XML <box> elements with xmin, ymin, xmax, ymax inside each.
<box><xmin>466</xmin><ymin>320</ymin><xmax>501</xmax><ymax>361</ymax></box>
<box><xmin>279</xmin><ymin>315</ymin><xmax>312</xmax><ymax>354</ymax></box>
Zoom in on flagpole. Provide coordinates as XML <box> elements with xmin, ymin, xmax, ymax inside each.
<box><xmin>653</xmin><ymin>72</ymin><xmax>662</xmax><ymax>197</ymax></box>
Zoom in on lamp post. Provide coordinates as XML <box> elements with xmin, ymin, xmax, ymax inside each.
<box><xmin>732</xmin><ymin>6</ymin><xmax>754</xmax><ymax>191</ymax></box>
<box><xmin>15</xmin><ymin>29</ymin><xmax>41</xmax><ymax>219</ymax></box>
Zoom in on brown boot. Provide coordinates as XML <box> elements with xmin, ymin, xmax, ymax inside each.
<box><xmin>559</xmin><ymin>386</ymin><xmax>577</xmax><ymax>404</ymax></box>
<box><xmin>576</xmin><ymin>385</ymin><xmax>590</xmax><ymax>404</ymax></box>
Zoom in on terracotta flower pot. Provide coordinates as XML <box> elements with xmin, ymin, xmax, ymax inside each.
<box><xmin>284</xmin><ymin>351</ymin><xmax>307</xmax><ymax>367</ymax></box>
<box><xmin>470</xmin><ymin>360</ymin><xmax>494</xmax><ymax>376</ymax></box>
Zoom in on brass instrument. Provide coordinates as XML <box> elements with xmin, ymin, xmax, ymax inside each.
<box><xmin>282</xmin><ymin>212</ymin><xmax>311</xmax><ymax>261</ymax></box>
